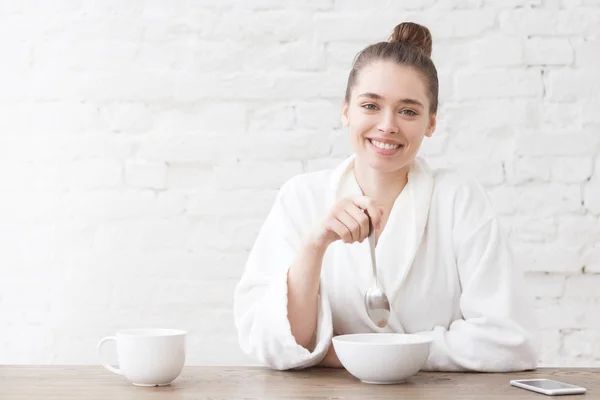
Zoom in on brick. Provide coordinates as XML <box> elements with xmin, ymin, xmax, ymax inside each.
<box><xmin>432</xmin><ymin>42</ymin><xmax>472</xmax><ymax>69</ymax></box>
<box><xmin>444</xmin><ymin>100</ymin><xmax>541</xmax><ymax>130</ymax></box>
<box><xmin>505</xmin><ymin>157</ymin><xmax>551</xmax><ymax>184</ymax></box>
<box><xmin>0</xmin><ymin>191</ymin><xmax>63</xmax><ymax>223</ymax></box>
<box><xmin>542</xmin><ymin>102</ymin><xmax>582</xmax><ymax>129</ymax></box>
<box><xmin>522</xmin><ymin>184</ymin><xmax>583</xmax><ymax>215</ymax></box>
<box><xmin>500</xmin><ymin>9</ymin><xmax>600</xmax><ymax>36</ymax></box>
<box><xmin>187</xmin><ymin>188</ymin><xmax>277</xmax><ymax>219</ymax></box>
<box><xmin>422</xmin><ymin>10</ymin><xmax>497</xmax><ymax>39</ymax></box>
<box><xmin>455</xmin><ymin>70</ymin><xmax>543</xmax><ymax>99</ymax></box>
<box><xmin>130</xmin><ymin>251</ymin><xmax>248</xmax><ymax>280</ymax></box>
<box><xmin>295</xmin><ymin>100</ymin><xmax>342</xmax><ymax>130</ymax></box>
<box><xmin>137</xmin><ymin>133</ymin><xmax>226</xmax><ymax>166</ymax></box>
<box><xmin>69</xmin><ymin>159</ymin><xmax>122</xmax><ymax>189</ymax></box>
<box><xmin>213</xmin><ymin>160</ymin><xmax>303</xmax><ymax>190</ymax></box>
<box><xmin>562</xmin><ymin>330</ymin><xmax>600</xmax><ymax>360</ymax></box>
<box><xmin>515</xmin><ymin>132</ymin><xmax>600</xmax><ymax>156</ymax></box>
<box><xmin>582</xmin><ymin>100</ymin><xmax>600</xmax><ymax>125</ymax></box>
<box><xmin>187</xmin><ymin>217</ymin><xmax>266</xmax><ymax>252</ymax></box>
<box><xmin>304</xmin><ymin>157</ymin><xmax>348</xmax><ymax>173</ymax></box>
<box><xmin>551</xmin><ymin>157</ymin><xmax>594</xmax><ymax>183</ymax></box>
<box><xmin>565</xmin><ymin>275</ymin><xmax>600</xmax><ymax>297</ymax></box>
<box><xmin>152</xmin><ymin>103</ymin><xmax>247</xmax><ymax>135</ymax></box>
<box><xmin>446</xmin><ymin>131</ymin><xmax>514</xmax><ymax>162</ymax></box>
<box><xmin>525</xmin><ymin>38</ymin><xmax>573</xmax><ymax>66</ymax></box>
<box><xmin>583</xmin><ymin>181</ymin><xmax>600</xmax><ymax>215</ymax></box>
<box><xmin>0</xmin><ymin>327</ymin><xmax>54</xmax><ymax>364</ymax></box>
<box><xmin>179</xmin><ymin>0</ymin><xmax>332</xmax><ymax>10</ymax></box>
<box><xmin>484</xmin><ymin>0</ymin><xmax>542</xmax><ymax>6</ymax></box>
<box><xmin>248</xmin><ymin>104</ymin><xmax>295</xmax><ymax>132</ymax></box>
<box><xmin>64</xmin><ymin>190</ymin><xmax>186</xmax><ymax>221</ymax></box>
<box><xmin>166</xmin><ymin>166</ymin><xmax>213</xmax><ymax>190</ymax></box>
<box><xmin>29</xmin><ymin>69</ymin><xmax>176</xmax><ymax>102</ymax></box>
<box><xmin>34</xmin><ymin>39</ymin><xmax>138</xmax><ymax>72</ymax></box>
<box><xmin>557</xmin><ymin>215</ymin><xmax>600</xmax><ymax>249</ymax></box>
<box><xmin>487</xmin><ymin>186</ymin><xmax>518</xmax><ymax>214</ymax></box>
<box><xmin>525</xmin><ymin>273</ymin><xmax>566</xmax><ymax>298</ymax></box>
<box><xmin>470</xmin><ymin>35</ymin><xmax>523</xmax><ymax>67</ymax></box>
<box><xmin>271</xmin><ymin>70</ymin><xmax>348</xmax><ymax>100</ymax></box>
<box><xmin>329</xmin><ymin>128</ymin><xmax>354</xmax><ymax>157</ymax></box>
<box><xmin>326</xmin><ymin>42</ymin><xmax>366</xmax><ymax>69</ymax></box>
<box><xmin>437</xmin><ymin>70</ymin><xmax>455</xmax><ymax>103</ymax></box>
<box><xmin>0</xmin><ymin>0</ymin><xmax>82</xmax><ymax>14</ymax></box>
<box><xmin>537</xmin><ymin>329</ymin><xmax>561</xmax><ymax>366</ymax></box>
<box><xmin>213</xmin><ymin>10</ymin><xmax>313</xmax><ymax>42</ymax></box>
<box><xmin>314</xmin><ymin>13</ymin><xmax>402</xmax><ymax>42</ymax></box>
<box><xmin>281</xmin><ymin>41</ymin><xmax>327</xmax><ymax>71</ymax></box>
<box><xmin>432</xmin><ymin>0</ymin><xmax>483</xmax><ymax>8</ymax></box>
<box><xmin>419</xmin><ymin>134</ymin><xmax>448</xmax><ymax>157</ymax></box>
<box><xmin>244</xmin><ymin>41</ymin><xmax>326</xmax><ymax>72</ymax></box>
<box><xmin>534</xmin><ymin>297</ymin><xmax>599</xmax><ymax>329</ymax></box>
<box><xmin>236</xmin><ymin>130</ymin><xmax>330</xmax><ymax>161</ymax></box>
<box><xmin>0</xmin><ymin>161</ymin><xmax>66</xmax><ymax>190</ymax></box>
<box><xmin>507</xmin><ymin>215</ymin><xmax>557</xmax><ymax>243</ymax></box>
<box><xmin>574</xmin><ymin>39</ymin><xmax>600</xmax><ymax>68</ymax></box>
<box><xmin>513</xmin><ymin>242</ymin><xmax>582</xmax><ymax>273</ymax></box>
<box><xmin>0</xmin><ymin>71</ymin><xmax>30</xmax><ymax>101</ymax></box>
<box><xmin>454</xmin><ymin>160</ymin><xmax>505</xmax><ymax>186</ymax></box>
<box><xmin>139</xmin><ymin>218</ymin><xmax>191</xmax><ymax>253</ymax></box>
<box><xmin>333</xmin><ymin>0</ymin><xmax>436</xmax><ymax>10</ymax></box>
<box><xmin>125</xmin><ymin>161</ymin><xmax>167</xmax><ymax>190</ymax></box>
<box><xmin>110</xmin><ymin>278</ymin><xmax>238</xmax><ymax>309</ymax></box>
<box><xmin>582</xmin><ymin>245</ymin><xmax>600</xmax><ymax>273</ymax></box>
<box><xmin>547</xmin><ymin>70</ymin><xmax>600</xmax><ymax>101</ymax></box>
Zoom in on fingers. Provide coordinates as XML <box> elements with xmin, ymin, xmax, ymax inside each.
<box><xmin>335</xmin><ymin>210</ymin><xmax>360</xmax><ymax>243</ymax></box>
<box><xmin>344</xmin><ymin>204</ymin><xmax>370</xmax><ymax>242</ymax></box>
<box><xmin>320</xmin><ymin>196</ymin><xmax>383</xmax><ymax>247</ymax></box>
<box><xmin>352</xmin><ymin>196</ymin><xmax>383</xmax><ymax>230</ymax></box>
<box><xmin>325</xmin><ymin>217</ymin><xmax>353</xmax><ymax>243</ymax></box>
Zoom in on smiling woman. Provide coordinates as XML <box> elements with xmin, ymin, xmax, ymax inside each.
<box><xmin>233</xmin><ymin>22</ymin><xmax>539</xmax><ymax>373</ymax></box>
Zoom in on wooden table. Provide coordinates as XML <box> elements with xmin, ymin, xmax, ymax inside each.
<box><xmin>0</xmin><ymin>366</ymin><xmax>598</xmax><ymax>399</ymax></box>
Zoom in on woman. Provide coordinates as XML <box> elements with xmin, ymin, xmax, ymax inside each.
<box><xmin>233</xmin><ymin>22</ymin><xmax>539</xmax><ymax>372</ymax></box>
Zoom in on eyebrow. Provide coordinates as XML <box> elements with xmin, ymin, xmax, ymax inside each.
<box><xmin>357</xmin><ymin>92</ymin><xmax>425</xmax><ymax>109</ymax></box>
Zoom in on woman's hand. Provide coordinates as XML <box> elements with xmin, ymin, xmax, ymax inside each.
<box><xmin>318</xmin><ymin>338</ymin><xmax>343</xmax><ymax>368</ymax></box>
<box><xmin>307</xmin><ymin>196</ymin><xmax>383</xmax><ymax>251</ymax></box>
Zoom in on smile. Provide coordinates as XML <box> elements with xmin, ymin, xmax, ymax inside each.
<box><xmin>367</xmin><ymin>138</ymin><xmax>404</xmax><ymax>155</ymax></box>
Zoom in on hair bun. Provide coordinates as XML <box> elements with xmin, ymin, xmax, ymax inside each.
<box><xmin>389</xmin><ymin>22</ymin><xmax>432</xmax><ymax>57</ymax></box>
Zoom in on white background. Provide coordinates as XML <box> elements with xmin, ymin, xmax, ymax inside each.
<box><xmin>0</xmin><ymin>0</ymin><xmax>599</xmax><ymax>367</ymax></box>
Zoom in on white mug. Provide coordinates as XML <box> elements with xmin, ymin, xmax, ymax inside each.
<box><xmin>97</xmin><ymin>328</ymin><xmax>187</xmax><ymax>386</ymax></box>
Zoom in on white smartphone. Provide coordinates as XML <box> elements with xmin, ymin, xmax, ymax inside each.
<box><xmin>510</xmin><ymin>379</ymin><xmax>586</xmax><ymax>396</ymax></box>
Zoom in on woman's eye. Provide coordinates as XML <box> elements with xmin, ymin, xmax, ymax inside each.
<box><xmin>400</xmin><ymin>109</ymin><xmax>417</xmax><ymax>116</ymax></box>
<box><xmin>362</xmin><ymin>104</ymin><xmax>378</xmax><ymax>111</ymax></box>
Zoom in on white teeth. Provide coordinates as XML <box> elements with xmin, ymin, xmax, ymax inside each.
<box><xmin>370</xmin><ymin>139</ymin><xmax>400</xmax><ymax>150</ymax></box>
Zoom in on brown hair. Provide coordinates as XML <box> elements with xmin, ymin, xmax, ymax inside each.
<box><xmin>344</xmin><ymin>22</ymin><xmax>439</xmax><ymax>114</ymax></box>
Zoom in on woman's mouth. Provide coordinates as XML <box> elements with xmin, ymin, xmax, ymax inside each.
<box><xmin>367</xmin><ymin>138</ymin><xmax>404</xmax><ymax>156</ymax></box>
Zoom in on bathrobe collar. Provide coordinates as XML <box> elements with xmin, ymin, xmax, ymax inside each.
<box><xmin>326</xmin><ymin>154</ymin><xmax>435</xmax><ymax>305</ymax></box>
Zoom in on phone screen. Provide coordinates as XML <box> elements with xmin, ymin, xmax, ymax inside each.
<box><xmin>522</xmin><ymin>380</ymin><xmax>577</xmax><ymax>390</ymax></box>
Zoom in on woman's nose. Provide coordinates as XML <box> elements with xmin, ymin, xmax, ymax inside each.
<box><xmin>377</xmin><ymin>111</ymin><xmax>398</xmax><ymax>134</ymax></box>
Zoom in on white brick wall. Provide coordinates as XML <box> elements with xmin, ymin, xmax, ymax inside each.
<box><xmin>0</xmin><ymin>0</ymin><xmax>599</xmax><ymax>368</ymax></box>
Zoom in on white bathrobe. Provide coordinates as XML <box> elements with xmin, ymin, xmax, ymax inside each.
<box><xmin>233</xmin><ymin>155</ymin><xmax>539</xmax><ymax>372</ymax></box>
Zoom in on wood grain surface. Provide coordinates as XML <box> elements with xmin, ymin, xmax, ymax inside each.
<box><xmin>0</xmin><ymin>366</ymin><xmax>597</xmax><ymax>399</ymax></box>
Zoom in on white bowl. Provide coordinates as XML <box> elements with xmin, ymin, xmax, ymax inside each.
<box><xmin>332</xmin><ymin>333</ymin><xmax>432</xmax><ymax>384</ymax></box>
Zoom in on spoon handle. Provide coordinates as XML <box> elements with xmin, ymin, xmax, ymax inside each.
<box><xmin>366</xmin><ymin>212</ymin><xmax>378</xmax><ymax>285</ymax></box>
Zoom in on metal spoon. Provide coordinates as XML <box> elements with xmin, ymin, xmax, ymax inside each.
<box><xmin>364</xmin><ymin>212</ymin><xmax>391</xmax><ymax>328</ymax></box>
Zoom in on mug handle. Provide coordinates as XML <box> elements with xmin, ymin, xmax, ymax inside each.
<box><xmin>97</xmin><ymin>336</ymin><xmax>122</xmax><ymax>376</ymax></box>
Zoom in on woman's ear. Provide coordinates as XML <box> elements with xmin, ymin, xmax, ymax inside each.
<box><xmin>425</xmin><ymin>113</ymin><xmax>437</xmax><ymax>137</ymax></box>
<box><xmin>341</xmin><ymin>103</ymin><xmax>349</xmax><ymax>127</ymax></box>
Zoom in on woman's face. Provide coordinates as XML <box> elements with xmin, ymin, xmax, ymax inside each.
<box><xmin>342</xmin><ymin>60</ymin><xmax>436</xmax><ymax>174</ymax></box>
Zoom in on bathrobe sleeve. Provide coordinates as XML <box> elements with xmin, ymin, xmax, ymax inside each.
<box><xmin>416</xmin><ymin>179</ymin><xmax>540</xmax><ymax>372</ymax></box>
<box><xmin>233</xmin><ymin>176</ymin><xmax>334</xmax><ymax>370</ymax></box>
